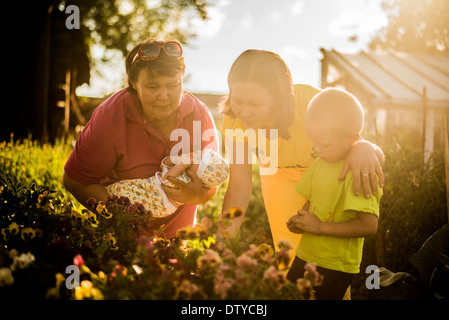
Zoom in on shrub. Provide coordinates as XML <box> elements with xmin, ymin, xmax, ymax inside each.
<box><xmin>353</xmin><ymin>133</ymin><xmax>448</xmax><ymax>298</ymax></box>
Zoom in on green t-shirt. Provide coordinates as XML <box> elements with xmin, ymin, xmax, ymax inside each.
<box><xmin>295</xmin><ymin>158</ymin><xmax>382</xmax><ymax>274</ymax></box>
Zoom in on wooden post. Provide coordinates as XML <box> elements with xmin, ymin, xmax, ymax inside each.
<box><xmin>373</xmin><ymin>116</ymin><xmax>378</xmax><ymax>145</ymax></box>
<box><xmin>421</xmin><ymin>86</ymin><xmax>434</xmax><ymax>164</ymax></box>
<box><xmin>70</xmin><ymin>59</ymin><xmax>87</xmax><ymax>126</ymax></box>
<box><xmin>320</xmin><ymin>48</ymin><xmax>328</xmax><ymax>88</ymax></box>
<box><xmin>34</xmin><ymin>7</ymin><xmax>51</xmax><ymax>143</ymax></box>
<box><xmin>64</xmin><ymin>59</ymin><xmax>71</xmax><ymax>135</ymax></box>
<box><xmin>442</xmin><ymin>114</ymin><xmax>449</xmax><ymax>223</ymax></box>
<box><xmin>421</xmin><ymin>86</ymin><xmax>427</xmax><ymax>161</ymax></box>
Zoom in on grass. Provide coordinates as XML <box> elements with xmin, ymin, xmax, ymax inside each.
<box><xmin>0</xmin><ymin>134</ymin><xmax>75</xmax><ymax>203</ymax></box>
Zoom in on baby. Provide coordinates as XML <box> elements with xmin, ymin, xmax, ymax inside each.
<box><xmin>106</xmin><ymin>149</ymin><xmax>229</xmax><ymax>218</ymax></box>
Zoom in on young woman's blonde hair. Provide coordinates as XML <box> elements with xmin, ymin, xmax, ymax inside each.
<box><xmin>218</xmin><ymin>50</ymin><xmax>295</xmax><ymax>139</ymax></box>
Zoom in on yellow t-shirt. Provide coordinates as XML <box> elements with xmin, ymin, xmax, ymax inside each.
<box><xmin>295</xmin><ymin>158</ymin><xmax>382</xmax><ymax>274</ymax></box>
<box><xmin>222</xmin><ymin>84</ymin><xmax>321</xmax><ymax>254</ymax></box>
<box><xmin>222</xmin><ymin>84</ymin><xmax>320</xmax><ymax>169</ymax></box>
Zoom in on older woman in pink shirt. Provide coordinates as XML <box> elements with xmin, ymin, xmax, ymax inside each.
<box><xmin>63</xmin><ymin>38</ymin><xmax>219</xmax><ymax>238</ymax></box>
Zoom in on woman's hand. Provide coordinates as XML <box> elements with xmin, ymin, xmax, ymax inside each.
<box><xmin>339</xmin><ymin>140</ymin><xmax>384</xmax><ymax>198</ymax></box>
<box><xmin>162</xmin><ymin>168</ymin><xmax>216</xmax><ymax>205</ymax></box>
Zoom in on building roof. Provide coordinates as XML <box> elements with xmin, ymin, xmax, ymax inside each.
<box><xmin>191</xmin><ymin>92</ymin><xmax>224</xmax><ymax>117</ymax></box>
<box><xmin>321</xmin><ymin>49</ymin><xmax>449</xmax><ymax>108</ymax></box>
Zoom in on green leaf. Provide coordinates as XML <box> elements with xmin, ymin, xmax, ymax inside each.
<box><xmin>409</xmin><ymin>223</ymin><xmax>449</xmax><ymax>286</ymax></box>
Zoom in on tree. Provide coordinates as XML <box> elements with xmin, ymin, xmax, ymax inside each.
<box><xmin>70</xmin><ymin>0</ymin><xmax>209</xmax><ymax>57</ymax></box>
<box><xmin>2</xmin><ymin>0</ymin><xmax>209</xmax><ymax>143</ymax></box>
<box><xmin>369</xmin><ymin>0</ymin><xmax>449</xmax><ymax>54</ymax></box>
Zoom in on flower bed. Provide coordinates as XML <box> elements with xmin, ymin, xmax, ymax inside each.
<box><xmin>0</xmin><ymin>171</ymin><xmax>320</xmax><ymax>300</ymax></box>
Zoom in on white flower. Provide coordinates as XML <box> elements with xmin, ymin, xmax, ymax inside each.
<box><xmin>0</xmin><ymin>268</ymin><xmax>14</xmax><ymax>287</ymax></box>
<box><xmin>10</xmin><ymin>252</ymin><xmax>35</xmax><ymax>271</ymax></box>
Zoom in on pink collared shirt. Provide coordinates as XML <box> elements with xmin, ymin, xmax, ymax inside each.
<box><xmin>64</xmin><ymin>88</ymin><xmax>218</xmax><ymax>238</ymax></box>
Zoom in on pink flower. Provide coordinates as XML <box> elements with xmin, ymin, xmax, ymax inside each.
<box><xmin>197</xmin><ymin>249</ymin><xmax>222</xmax><ymax>270</ymax></box>
<box><xmin>297</xmin><ymin>278</ymin><xmax>315</xmax><ymax>300</ymax></box>
<box><xmin>136</xmin><ymin>235</ymin><xmax>153</xmax><ymax>248</ymax></box>
<box><xmin>234</xmin><ymin>268</ymin><xmax>249</xmax><ymax>288</ymax></box>
<box><xmin>236</xmin><ymin>253</ymin><xmax>258</xmax><ymax>270</ymax></box>
<box><xmin>243</xmin><ymin>244</ymin><xmax>258</xmax><ymax>258</ymax></box>
<box><xmin>277</xmin><ymin>239</ymin><xmax>293</xmax><ymax>251</ymax></box>
<box><xmin>275</xmin><ymin>249</ymin><xmax>291</xmax><ymax>270</ymax></box>
<box><xmin>127</xmin><ymin>202</ymin><xmax>146</xmax><ymax>216</ymax></box>
<box><xmin>200</xmin><ymin>217</ymin><xmax>213</xmax><ymax>229</ymax></box>
<box><xmin>73</xmin><ymin>254</ymin><xmax>84</xmax><ymax>267</ymax></box>
<box><xmin>304</xmin><ymin>262</ymin><xmax>324</xmax><ymax>286</ymax></box>
<box><xmin>221</xmin><ymin>248</ymin><xmax>236</xmax><ymax>262</ymax></box>
<box><xmin>304</xmin><ymin>262</ymin><xmax>317</xmax><ymax>273</ymax></box>
<box><xmin>263</xmin><ymin>266</ymin><xmax>286</xmax><ymax>289</ymax></box>
<box><xmin>214</xmin><ymin>277</ymin><xmax>234</xmax><ymax>299</ymax></box>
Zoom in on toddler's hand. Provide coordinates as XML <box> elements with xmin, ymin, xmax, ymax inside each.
<box><xmin>295</xmin><ymin>209</ymin><xmax>322</xmax><ymax>234</ymax></box>
<box><xmin>287</xmin><ymin>215</ymin><xmax>304</xmax><ymax>234</ymax></box>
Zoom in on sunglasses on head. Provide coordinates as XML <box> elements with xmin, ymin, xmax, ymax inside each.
<box><xmin>131</xmin><ymin>41</ymin><xmax>183</xmax><ymax>65</ymax></box>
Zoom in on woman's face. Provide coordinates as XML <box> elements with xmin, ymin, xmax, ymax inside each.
<box><xmin>133</xmin><ymin>69</ymin><xmax>183</xmax><ymax>123</ymax></box>
<box><xmin>230</xmin><ymin>81</ymin><xmax>276</xmax><ymax>130</ymax></box>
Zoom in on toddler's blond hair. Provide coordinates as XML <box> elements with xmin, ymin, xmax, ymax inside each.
<box><xmin>306</xmin><ymin>87</ymin><xmax>364</xmax><ymax>137</ymax></box>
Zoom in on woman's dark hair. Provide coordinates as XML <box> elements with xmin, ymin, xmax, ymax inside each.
<box><xmin>218</xmin><ymin>49</ymin><xmax>295</xmax><ymax>139</ymax></box>
<box><xmin>125</xmin><ymin>37</ymin><xmax>185</xmax><ymax>93</ymax></box>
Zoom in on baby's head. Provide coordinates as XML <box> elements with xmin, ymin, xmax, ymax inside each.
<box><xmin>163</xmin><ymin>149</ymin><xmax>229</xmax><ymax>188</ymax></box>
<box><xmin>197</xmin><ymin>149</ymin><xmax>230</xmax><ymax>188</ymax></box>
<box><xmin>305</xmin><ymin>88</ymin><xmax>364</xmax><ymax>163</ymax></box>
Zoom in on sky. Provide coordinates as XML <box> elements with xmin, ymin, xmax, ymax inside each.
<box><xmin>77</xmin><ymin>0</ymin><xmax>388</xmax><ymax>97</ymax></box>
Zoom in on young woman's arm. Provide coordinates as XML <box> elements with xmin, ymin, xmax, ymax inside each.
<box><xmin>219</xmin><ymin>139</ymin><xmax>253</xmax><ymax>238</ymax></box>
